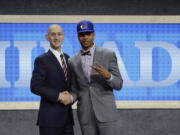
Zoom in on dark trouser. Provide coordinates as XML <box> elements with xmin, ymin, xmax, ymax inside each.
<box><xmin>39</xmin><ymin>124</ymin><xmax>74</xmax><ymax>135</ymax></box>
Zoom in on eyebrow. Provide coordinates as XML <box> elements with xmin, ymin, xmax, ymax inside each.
<box><xmin>50</xmin><ymin>32</ymin><xmax>63</xmax><ymax>34</ymax></box>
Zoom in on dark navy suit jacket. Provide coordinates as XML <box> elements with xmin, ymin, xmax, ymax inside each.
<box><xmin>31</xmin><ymin>50</ymin><xmax>73</xmax><ymax>127</ymax></box>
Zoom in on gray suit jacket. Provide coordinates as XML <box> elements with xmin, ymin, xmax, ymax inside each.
<box><xmin>68</xmin><ymin>46</ymin><xmax>123</xmax><ymax>125</ymax></box>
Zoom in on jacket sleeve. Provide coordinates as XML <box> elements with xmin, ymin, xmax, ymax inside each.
<box><xmin>30</xmin><ymin>57</ymin><xmax>59</xmax><ymax>103</ymax></box>
<box><xmin>106</xmin><ymin>51</ymin><xmax>123</xmax><ymax>90</ymax></box>
<box><xmin>68</xmin><ymin>59</ymin><xmax>79</xmax><ymax>103</ymax></box>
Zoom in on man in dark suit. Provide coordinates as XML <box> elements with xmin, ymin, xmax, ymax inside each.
<box><xmin>30</xmin><ymin>24</ymin><xmax>74</xmax><ymax>135</ymax></box>
<box><xmin>67</xmin><ymin>20</ymin><xmax>123</xmax><ymax>135</ymax></box>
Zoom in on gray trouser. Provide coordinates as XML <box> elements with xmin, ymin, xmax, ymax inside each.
<box><xmin>80</xmin><ymin>105</ymin><xmax>117</xmax><ymax>135</ymax></box>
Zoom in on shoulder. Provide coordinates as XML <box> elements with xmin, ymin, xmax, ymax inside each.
<box><xmin>36</xmin><ymin>52</ymin><xmax>49</xmax><ymax>59</ymax></box>
<box><xmin>36</xmin><ymin>52</ymin><xmax>46</xmax><ymax>60</ymax></box>
<box><xmin>96</xmin><ymin>46</ymin><xmax>115</xmax><ymax>56</ymax></box>
<box><xmin>63</xmin><ymin>52</ymin><xmax>70</xmax><ymax>59</ymax></box>
<box><xmin>69</xmin><ymin>52</ymin><xmax>79</xmax><ymax>62</ymax></box>
<box><xmin>34</xmin><ymin>51</ymin><xmax>49</xmax><ymax>64</ymax></box>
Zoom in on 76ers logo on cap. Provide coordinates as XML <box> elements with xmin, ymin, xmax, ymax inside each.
<box><xmin>80</xmin><ymin>24</ymin><xmax>87</xmax><ymax>30</ymax></box>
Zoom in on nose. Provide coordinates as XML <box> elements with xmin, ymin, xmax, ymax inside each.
<box><xmin>83</xmin><ymin>34</ymin><xmax>88</xmax><ymax>40</ymax></box>
<box><xmin>55</xmin><ymin>34</ymin><xmax>59</xmax><ymax>39</ymax></box>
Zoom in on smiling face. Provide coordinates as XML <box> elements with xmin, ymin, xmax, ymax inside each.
<box><xmin>78</xmin><ymin>32</ymin><xmax>95</xmax><ymax>50</ymax></box>
<box><xmin>46</xmin><ymin>24</ymin><xmax>64</xmax><ymax>51</ymax></box>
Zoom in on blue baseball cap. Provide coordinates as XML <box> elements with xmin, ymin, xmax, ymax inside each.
<box><xmin>77</xmin><ymin>20</ymin><xmax>94</xmax><ymax>33</ymax></box>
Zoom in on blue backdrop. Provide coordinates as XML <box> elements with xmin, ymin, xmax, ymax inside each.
<box><xmin>0</xmin><ymin>23</ymin><xmax>180</xmax><ymax>101</ymax></box>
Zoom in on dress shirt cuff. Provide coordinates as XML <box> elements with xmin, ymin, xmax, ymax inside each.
<box><xmin>58</xmin><ymin>92</ymin><xmax>62</xmax><ymax>101</ymax></box>
<box><xmin>106</xmin><ymin>74</ymin><xmax>113</xmax><ymax>82</ymax></box>
<box><xmin>70</xmin><ymin>95</ymin><xmax>74</xmax><ymax>103</ymax></box>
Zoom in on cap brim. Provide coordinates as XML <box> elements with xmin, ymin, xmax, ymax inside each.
<box><xmin>77</xmin><ymin>30</ymin><xmax>94</xmax><ymax>33</ymax></box>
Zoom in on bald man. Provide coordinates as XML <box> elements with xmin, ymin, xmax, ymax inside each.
<box><xmin>31</xmin><ymin>24</ymin><xmax>74</xmax><ymax>135</ymax></box>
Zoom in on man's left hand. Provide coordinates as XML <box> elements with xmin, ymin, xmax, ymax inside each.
<box><xmin>91</xmin><ymin>63</ymin><xmax>111</xmax><ymax>80</ymax></box>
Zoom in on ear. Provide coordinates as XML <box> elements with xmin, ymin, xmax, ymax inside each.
<box><xmin>45</xmin><ymin>34</ymin><xmax>49</xmax><ymax>41</ymax></box>
<box><xmin>62</xmin><ymin>33</ymin><xmax>65</xmax><ymax>40</ymax></box>
<box><xmin>92</xmin><ymin>32</ymin><xmax>95</xmax><ymax>37</ymax></box>
<box><xmin>92</xmin><ymin>32</ymin><xmax>95</xmax><ymax>40</ymax></box>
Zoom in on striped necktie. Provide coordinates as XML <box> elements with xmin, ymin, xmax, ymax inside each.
<box><xmin>60</xmin><ymin>54</ymin><xmax>67</xmax><ymax>80</ymax></box>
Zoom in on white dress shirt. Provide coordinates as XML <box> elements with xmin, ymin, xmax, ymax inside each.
<box><xmin>49</xmin><ymin>47</ymin><xmax>67</xmax><ymax>68</ymax></box>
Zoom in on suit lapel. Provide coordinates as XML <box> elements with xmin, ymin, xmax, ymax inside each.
<box><xmin>47</xmin><ymin>50</ymin><xmax>65</xmax><ymax>78</ymax></box>
<box><xmin>75</xmin><ymin>52</ymin><xmax>89</xmax><ymax>83</ymax></box>
<box><xmin>90</xmin><ymin>46</ymin><xmax>103</xmax><ymax>82</ymax></box>
<box><xmin>92</xmin><ymin>46</ymin><xmax>102</xmax><ymax>66</ymax></box>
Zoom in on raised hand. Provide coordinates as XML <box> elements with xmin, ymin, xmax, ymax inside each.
<box><xmin>91</xmin><ymin>63</ymin><xmax>111</xmax><ymax>80</ymax></box>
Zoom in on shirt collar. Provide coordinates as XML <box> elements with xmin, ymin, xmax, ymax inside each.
<box><xmin>50</xmin><ymin>47</ymin><xmax>63</xmax><ymax>57</ymax></box>
<box><xmin>81</xmin><ymin>44</ymin><xmax>95</xmax><ymax>55</ymax></box>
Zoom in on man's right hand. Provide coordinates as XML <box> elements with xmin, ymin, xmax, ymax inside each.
<box><xmin>58</xmin><ymin>91</ymin><xmax>72</xmax><ymax>105</ymax></box>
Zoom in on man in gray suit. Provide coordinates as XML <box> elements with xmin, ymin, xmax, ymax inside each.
<box><xmin>62</xmin><ymin>20</ymin><xmax>123</xmax><ymax>135</ymax></box>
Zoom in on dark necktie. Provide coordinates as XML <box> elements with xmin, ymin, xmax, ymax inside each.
<box><xmin>81</xmin><ymin>50</ymin><xmax>91</xmax><ymax>56</ymax></box>
<box><xmin>60</xmin><ymin>54</ymin><xmax>67</xmax><ymax>79</ymax></box>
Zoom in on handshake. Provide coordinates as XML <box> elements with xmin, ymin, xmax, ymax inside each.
<box><xmin>58</xmin><ymin>91</ymin><xmax>73</xmax><ymax>105</ymax></box>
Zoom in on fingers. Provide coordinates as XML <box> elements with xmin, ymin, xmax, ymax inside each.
<box><xmin>62</xmin><ymin>91</ymin><xmax>69</xmax><ymax>94</ymax></box>
<box><xmin>91</xmin><ymin>65</ymin><xmax>99</xmax><ymax>70</ymax></box>
<box><xmin>91</xmin><ymin>63</ymin><xmax>110</xmax><ymax>79</ymax></box>
<box><xmin>61</xmin><ymin>97</ymin><xmax>71</xmax><ymax>105</ymax></box>
<box><xmin>91</xmin><ymin>65</ymin><xmax>101</xmax><ymax>71</ymax></box>
<box><xmin>92</xmin><ymin>63</ymin><xmax>104</xmax><ymax>70</ymax></box>
<box><xmin>60</xmin><ymin>91</ymin><xmax>71</xmax><ymax>105</ymax></box>
<box><xmin>91</xmin><ymin>72</ymin><xmax>100</xmax><ymax>76</ymax></box>
<box><xmin>95</xmin><ymin>63</ymin><xmax>103</xmax><ymax>68</ymax></box>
